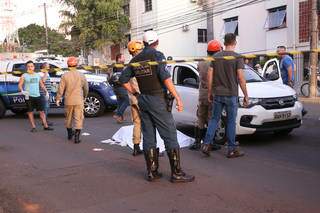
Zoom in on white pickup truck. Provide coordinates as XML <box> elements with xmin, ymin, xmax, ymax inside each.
<box><xmin>167</xmin><ymin>59</ymin><xmax>303</xmax><ymax>142</ymax></box>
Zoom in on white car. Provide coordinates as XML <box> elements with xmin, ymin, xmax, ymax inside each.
<box><xmin>167</xmin><ymin>58</ymin><xmax>303</xmax><ymax>142</ymax></box>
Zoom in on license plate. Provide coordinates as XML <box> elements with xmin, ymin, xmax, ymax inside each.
<box><xmin>274</xmin><ymin>111</ymin><xmax>291</xmax><ymax>120</ymax></box>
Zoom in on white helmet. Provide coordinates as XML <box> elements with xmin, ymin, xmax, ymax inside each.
<box><xmin>143</xmin><ymin>30</ymin><xmax>158</xmax><ymax>45</ymax></box>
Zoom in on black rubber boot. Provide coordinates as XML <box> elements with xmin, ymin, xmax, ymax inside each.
<box><xmin>144</xmin><ymin>148</ymin><xmax>162</xmax><ymax>181</ymax></box>
<box><xmin>74</xmin><ymin>129</ymin><xmax>81</xmax><ymax>144</ymax></box>
<box><xmin>67</xmin><ymin>128</ymin><xmax>74</xmax><ymax>140</ymax></box>
<box><xmin>133</xmin><ymin>144</ymin><xmax>143</xmax><ymax>156</ymax></box>
<box><xmin>189</xmin><ymin>127</ymin><xmax>203</xmax><ymax>150</ymax></box>
<box><xmin>167</xmin><ymin>149</ymin><xmax>195</xmax><ymax>183</ymax></box>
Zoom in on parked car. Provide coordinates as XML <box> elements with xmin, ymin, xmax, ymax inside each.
<box><xmin>167</xmin><ymin>58</ymin><xmax>304</xmax><ymax>142</ymax></box>
<box><xmin>0</xmin><ymin>60</ymin><xmax>117</xmax><ymax>118</ymax></box>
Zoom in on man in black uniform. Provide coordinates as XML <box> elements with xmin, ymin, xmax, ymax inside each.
<box><xmin>119</xmin><ymin>31</ymin><xmax>194</xmax><ymax>183</ymax></box>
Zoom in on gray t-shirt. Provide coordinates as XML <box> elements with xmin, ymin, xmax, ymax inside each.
<box><xmin>210</xmin><ymin>51</ymin><xmax>244</xmax><ymax>96</ymax></box>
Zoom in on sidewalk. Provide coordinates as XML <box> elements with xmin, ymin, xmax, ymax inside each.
<box><xmin>299</xmin><ymin>96</ymin><xmax>320</xmax><ymax>104</ymax></box>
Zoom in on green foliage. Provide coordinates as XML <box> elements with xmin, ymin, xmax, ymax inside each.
<box><xmin>59</xmin><ymin>0</ymin><xmax>130</xmax><ymax>50</ymax></box>
<box><xmin>18</xmin><ymin>24</ymin><xmax>80</xmax><ymax>56</ymax></box>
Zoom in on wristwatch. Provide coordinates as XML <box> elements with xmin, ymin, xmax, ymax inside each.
<box><xmin>133</xmin><ymin>92</ymin><xmax>140</xmax><ymax>97</ymax></box>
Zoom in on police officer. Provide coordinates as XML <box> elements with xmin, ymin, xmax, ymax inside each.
<box><xmin>127</xmin><ymin>40</ymin><xmax>144</xmax><ymax>156</ymax></box>
<box><xmin>189</xmin><ymin>40</ymin><xmax>222</xmax><ymax>150</ymax></box>
<box><xmin>120</xmin><ymin>31</ymin><xmax>195</xmax><ymax>183</ymax></box>
<box><xmin>56</xmin><ymin>57</ymin><xmax>89</xmax><ymax>143</ymax></box>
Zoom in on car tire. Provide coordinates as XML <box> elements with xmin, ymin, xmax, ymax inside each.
<box><xmin>274</xmin><ymin>128</ymin><xmax>293</xmax><ymax>136</ymax></box>
<box><xmin>213</xmin><ymin>116</ymin><xmax>227</xmax><ymax>145</ymax></box>
<box><xmin>84</xmin><ymin>92</ymin><xmax>106</xmax><ymax>117</ymax></box>
<box><xmin>0</xmin><ymin>99</ymin><xmax>6</xmax><ymax>118</ymax></box>
<box><xmin>11</xmin><ymin>108</ymin><xmax>28</xmax><ymax>115</ymax></box>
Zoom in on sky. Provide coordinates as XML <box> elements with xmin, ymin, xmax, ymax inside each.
<box><xmin>0</xmin><ymin>0</ymin><xmax>65</xmax><ymax>41</ymax></box>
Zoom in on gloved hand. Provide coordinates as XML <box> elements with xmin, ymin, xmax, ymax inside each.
<box><xmin>45</xmin><ymin>92</ymin><xmax>50</xmax><ymax>101</ymax></box>
<box><xmin>21</xmin><ymin>90</ymin><xmax>30</xmax><ymax>100</ymax></box>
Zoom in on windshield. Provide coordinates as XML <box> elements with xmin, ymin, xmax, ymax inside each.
<box><xmin>243</xmin><ymin>66</ymin><xmax>264</xmax><ymax>83</ymax></box>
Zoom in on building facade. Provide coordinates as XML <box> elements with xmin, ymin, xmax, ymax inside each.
<box><xmin>210</xmin><ymin>0</ymin><xmax>316</xmax><ymax>85</ymax></box>
<box><xmin>121</xmin><ymin>0</ymin><xmax>208</xmax><ymax>60</ymax></box>
<box><xmin>94</xmin><ymin>0</ymin><xmax>316</xmax><ymax>88</ymax></box>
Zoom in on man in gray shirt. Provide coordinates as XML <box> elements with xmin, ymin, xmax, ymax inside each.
<box><xmin>201</xmin><ymin>33</ymin><xmax>249</xmax><ymax>158</ymax></box>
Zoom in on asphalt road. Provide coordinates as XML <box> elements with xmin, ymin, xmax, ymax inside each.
<box><xmin>0</xmin><ymin>103</ymin><xmax>319</xmax><ymax>213</ymax></box>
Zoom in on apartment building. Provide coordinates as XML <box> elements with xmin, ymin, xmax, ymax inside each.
<box><xmin>210</xmin><ymin>0</ymin><xmax>316</xmax><ymax>84</ymax></box>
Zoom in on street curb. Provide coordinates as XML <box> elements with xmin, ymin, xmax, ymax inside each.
<box><xmin>299</xmin><ymin>97</ymin><xmax>320</xmax><ymax>104</ymax></box>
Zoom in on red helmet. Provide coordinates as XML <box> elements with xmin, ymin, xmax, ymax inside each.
<box><xmin>67</xmin><ymin>56</ymin><xmax>78</xmax><ymax>67</ymax></box>
<box><xmin>207</xmin><ymin>40</ymin><xmax>222</xmax><ymax>52</ymax></box>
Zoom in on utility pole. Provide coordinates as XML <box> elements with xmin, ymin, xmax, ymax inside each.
<box><xmin>43</xmin><ymin>2</ymin><xmax>49</xmax><ymax>55</ymax></box>
<box><xmin>309</xmin><ymin>0</ymin><xmax>319</xmax><ymax>97</ymax></box>
<box><xmin>205</xmin><ymin>0</ymin><xmax>214</xmax><ymax>41</ymax></box>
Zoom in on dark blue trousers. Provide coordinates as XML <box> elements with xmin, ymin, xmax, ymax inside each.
<box><xmin>138</xmin><ymin>94</ymin><xmax>179</xmax><ymax>151</ymax></box>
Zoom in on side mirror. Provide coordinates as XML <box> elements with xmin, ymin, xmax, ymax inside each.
<box><xmin>183</xmin><ymin>78</ymin><xmax>198</xmax><ymax>88</ymax></box>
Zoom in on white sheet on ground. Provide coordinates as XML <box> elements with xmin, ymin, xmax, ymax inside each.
<box><xmin>102</xmin><ymin>125</ymin><xmax>194</xmax><ymax>153</ymax></box>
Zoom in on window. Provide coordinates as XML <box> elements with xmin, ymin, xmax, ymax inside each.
<box><xmin>12</xmin><ymin>63</ymin><xmax>43</xmax><ymax>72</ymax></box>
<box><xmin>174</xmin><ymin>66</ymin><xmax>199</xmax><ymax>88</ymax></box>
<box><xmin>123</xmin><ymin>4</ymin><xmax>130</xmax><ymax>16</ymax></box>
<box><xmin>265</xmin><ymin>6</ymin><xmax>286</xmax><ymax>30</ymax></box>
<box><xmin>198</xmin><ymin>29</ymin><xmax>207</xmax><ymax>43</ymax></box>
<box><xmin>263</xmin><ymin>61</ymin><xmax>280</xmax><ymax>81</ymax></box>
<box><xmin>224</xmin><ymin>17</ymin><xmax>238</xmax><ymax>35</ymax></box>
<box><xmin>124</xmin><ymin>34</ymin><xmax>131</xmax><ymax>48</ymax></box>
<box><xmin>145</xmin><ymin>0</ymin><xmax>152</xmax><ymax>12</ymax></box>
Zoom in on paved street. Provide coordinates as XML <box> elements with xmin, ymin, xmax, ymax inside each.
<box><xmin>0</xmin><ymin>103</ymin><xmax>319</xmax><ymax>213</ymax></box>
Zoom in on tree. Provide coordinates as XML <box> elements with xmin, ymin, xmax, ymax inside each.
<box><xmin>59</xmin><ymin>0</ymin><xmax>130</xmax><ymax>51</ymax></box>
<box><xmin>18</xmin><ymin>24</ymin><xmax>80</xmax><ymax>56</ymax></box>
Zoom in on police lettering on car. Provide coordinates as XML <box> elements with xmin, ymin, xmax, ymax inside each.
<box><xmin>119</xmin><ymin>30</ymin><xmax>195</xmax><ymax>183</ymax></box>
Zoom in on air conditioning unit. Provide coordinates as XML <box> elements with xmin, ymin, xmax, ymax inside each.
<box><xmin>182</xmin><ymin>25</ymin><xmax>189</xmax><ymax>32</ymax></box>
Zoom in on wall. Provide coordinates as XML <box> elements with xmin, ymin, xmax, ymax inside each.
<box><xmin>212</xmin><ymin>0</ymin><xmax>297</xmax><ymax>54</ymax></box>
<box><xmin>124</xmin><ymin>0</ymin><xmax>207</xmax><ymax>60</ymax></box>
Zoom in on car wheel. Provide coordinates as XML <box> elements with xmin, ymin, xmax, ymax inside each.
<box><xmin>213</xmin><ymin>116</ymin><xmax>227</xmax><ymax>145</ymax></box>
<box><xmin>84</xmin><ymin>92</ymin><xmax>106</xmax><ymax>117</ymax></box>
<box><xmin>0</xmin><ymin>99</ymin><xmax>6</xmax><ymax>118</ymax></box>
<box><xmin>11</xmin><ymin>108</ymin><xmax>28</xmax><ymax>115</ymax></box>
<box><xmin>274</xmin><ymin>128</ymin><xmax>293</xmax><ymax>136</ymax></box>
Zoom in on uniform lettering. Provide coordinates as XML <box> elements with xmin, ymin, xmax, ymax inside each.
<box><xmin>134</xmin><ymin>64</ymin><xmax>152</xmax><ymax>77</ymax></box>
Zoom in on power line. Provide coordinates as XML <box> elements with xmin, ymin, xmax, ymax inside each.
<box><xmin>78</xmin><ymin>0</ymin><xmax>264</xmax><ymax>47</ymax></box>
<box><xmin>132</xmin><ymin>0</ymin><xmax>264</xmax><ymax>37</ymax></box>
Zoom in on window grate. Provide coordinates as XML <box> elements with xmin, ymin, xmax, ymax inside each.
<box><xmin>198</xmin><ymin>29</ymin><xmax>207</xmax><ymax>43</ymax></box>
<box><xmin>145</xmin><ymin>0</ymin><xmax>152</xmax><ymax>12</ymax></box>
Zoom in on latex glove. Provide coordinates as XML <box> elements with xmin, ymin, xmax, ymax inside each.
<box><xmin>45</xmin><ymin>92</ymin><xmax>50</xmax><ymax>101</ymax></box>
<box><xmin>21</xmin><ymin>90</ymin><xmax>30</xmax><ymax>100</ymax></box>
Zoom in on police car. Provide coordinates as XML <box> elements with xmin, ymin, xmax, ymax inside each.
<box><xmin>167</xmin><ymin>58</ymin><xmax>304</xmax><ymax>142</ymax></box>
<box><xmin>0</xmin><ymin>60</ymin><xmax>117</xmax><ymax>118</ymax></box>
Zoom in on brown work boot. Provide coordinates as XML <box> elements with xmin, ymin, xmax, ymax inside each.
<box><xmin>226</xmin><ymin>148</ymin><xmax>245</xmax><ymax>158</ymax></box>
